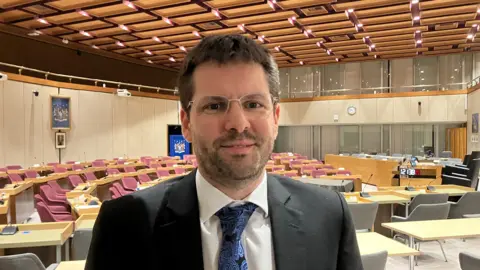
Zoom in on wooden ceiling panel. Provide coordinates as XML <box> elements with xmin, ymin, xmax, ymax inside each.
<box><xmin>423</xmin><ymin>48</ymin><xmax>464</xmax><ymax>55</ymax></box>
<box><xmin>1</xmin><ymin>0</ymin><xmax>478</xmax><ymax>70</ymax></box>
<box><xmin>152</xmin><ymin>4</ymin><xmax>206</xmax><ymax>17</ymax></box>
<box><xmin>106</xmin><ymin>13</ymin><xmax>156</xmax><ymax>25</ymax></box>
<box><xmin>222</xmin><ymin>11</ymin><xmax>297</xmax><ymax>27</ymax></box>
<box><xmin>46</xmin><ymin>0</ymin><xmax>117</xmax><ymax>11</ymax></box>
<box><xmin>374</xmin><ymin>52</ymin><xmax>417</xmax><ymax>59</ymax></box>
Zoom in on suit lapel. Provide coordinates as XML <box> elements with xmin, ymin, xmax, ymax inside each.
<box><xmin>268</xmin><ymin>176</ymin><xmax>306</xmax><ymax>270</ymax></box>
<box><xmin>152</xmin><ymin>170</ymin><xmax>204</xmax><ymax>269</ymax></box>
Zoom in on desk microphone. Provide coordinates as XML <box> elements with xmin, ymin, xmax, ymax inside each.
<box><xmin>405</xmin><ymin>175</ymin><xmax>416</xmax><ymax>191</ymax></box>
<box><xmin>426</xmin><ymin>178</ymin><xmax>436</xmax><ymax>191</ymax></box>
<box><xmin>360</xmin><ymin>174</ymin><xmax>374</xmax><ymax>198</ymax></box>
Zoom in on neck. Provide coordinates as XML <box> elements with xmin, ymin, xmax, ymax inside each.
<box><xmin>198</xmin><ymin>168</ymin><xmax>264</xmax><ymax>200</ymax></box>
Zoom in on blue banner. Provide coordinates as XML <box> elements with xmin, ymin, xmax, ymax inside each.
<box><xmin>169</xmin><ymin>135</ymin><xmax>191</xmax><ymax>159</ymax></box>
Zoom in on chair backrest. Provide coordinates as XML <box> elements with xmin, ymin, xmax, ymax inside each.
<box><xmin>66</xmin><ymin>161</ymin><xmax>76</xmax><ymax>164</ymax></box>
<box><xmin>0</xmin><ymin>167</ymin><xmax>6</xmax><ymax>172</ymax></box>
<box><xmin>122</xmin><ymin>177</ymin><xmax>138</xmax><ymax>191</ymax></box>
<box><xmin>174</xmin><ymin>167</ymin><xmax>186</xmax><ymax>174</ymax></box>
<box><xmin>0</xmin><ymin>253</ymin><xmax>47</xmax><ymax>270</ymax></box>
<box><xmin>460</xmin><ymin>252</ymin><xmax>480</xmax><ymax>270</ymax></box>
<box><xmin>54</xmin><ymin>167</ymin><xmax>67</xmax><ymax>173</ymax></box>
<box><xmin>8</xmin><ymin>173</ymin><xmax>23</xmax><ymax>183</ymax></box>
<box><xmin>138</xmin><ymin>174</ymin><xmax>151</xmax><ymax>184</ymax></box>
<box><xmin>157</xmin><ymin>170</ymin><xmax>170</xmax><ymax>177</ymax></box>
<box><xmin>6</xmin><ymin>165</ymin><xmax>22</xmax><ymax>170</ymax></box>
<box><xmin>84</xmin><ymin>172</ymin><xmax>97</xmax><ymax>181</ymax></box>
<box><xmin>361</xmin><ymin>250</ymin><xmax>388</xmax><ymax>270</ymax></box>
<box><xmin>39</xmin><ymin>185</ymin><xmax>64</xmax><ymax>202</ymax></box>
<box><xmin>72</xmin><ymin>228</ymin><xmax>93</xmax><ymax>260</ymax></box>
<box><xmin>36</xmin><ymin>201</ymin><xmax>56</xmax><ymax>223</ymax></box>
<box><xmin>311</xmin><ymin>170</ymin><xmax>326</xmax><ymax>178</ymax></box>
<box><xmin>92</xmin><ymin>161</ymin><xmax>105</xmax><ymax>167</ymax></box>
<box><xmin>24</xmin><ymin>170</ymin><xmax>38</xmax><ymax>178</ymax></box>
<box><xmin>322</xmin><ymin>165</ymin><xmax>334</xmax><ymax>169</ymax></box>
<box><xmin>124</xmin><ymin>166</ymin><xmax>136</xmax><ymax>173</ymax></box>
<box><xmin>272</xmin><ymin>167</ymin><xmax>283</xmax><ymax>172</ymax></box>
<box><xmin>166</xmin><ymin>162</ymin><xmax>177</xmax><ymax>167</ymax></box>
<box><xmin>284</xmin><ymin>172</ymin><xmax>297</xmax><ymax>177</ymax></box>
<box><xmin>107</xmin><ymin>168</ymin><xmax>120</xmax><ymax>175</ymax></box>
<box><xmin>301</xmin><ymin>166</ymin><xmax>314</xmax><ymax>173</ymax></box>
<box><xmin>113</xmin><ymin>182</ymin><xmax>129</xmax><ymax>196</ymax></box>
<box><xmin>348</xmin><ymin>202</ymin><xmax>379</xmax><ymax>231</ymax></box>
<box><xmin>448</xmin><ymin>192</ymin><xmax>480</xmax><ymax>219</ymax></box>
<box><xmin>117</xmin><ymin>159</ymin><xmax>126</xmax><ymax>165</ymax></box>
<box><xmin>337</xmin><ymin>170</ymin><xmax>351</xmax><ymax>175</ymax></box>
<box><xmin>406</xmin><ymin>203</ymin><xmax>451</xmax><ymax>221</ymax></box>
<box><xmin>72</xmin><ymin>164</ymin><xmax>84</xmax><ymax>171</ymax></box>
<box><xmin>149</xmin><ymin>163</ymin><xmax>161</xmax><ymax>169</ymax></box>
<box><xmin>408</xmin><ymin>193</ymin><xmax>449</xmax><ymax>213</ymax></box>
<box><xmin>68</xmin><ymin>175</ymin><xmax>84</xmax><ymax>187</ymax></box>
<box><xmin>109</xmin><ymin>187</ymin><xmax>122</xmax><ymax>199</ymax></box>
<box><xmin>48</xmin><ymin>180</ymin><xmax>68</xmax><ymax>193</ymax></box>
<box><xmin>290</xmin><ymin>160</ymin><xmax>302</xmax><ymax>166</ymax></box>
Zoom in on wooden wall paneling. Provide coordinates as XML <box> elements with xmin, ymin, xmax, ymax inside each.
<box><xmin>3</xmin><ymin>80</ymin><xmax>26</xmax><ymax>167</ymax></box>
<box><xmin>0</xmin><ymin>82</ymin><xmax>4</xmax><ymax>166</ymax></box>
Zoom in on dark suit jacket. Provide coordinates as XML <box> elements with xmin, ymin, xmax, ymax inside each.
<box><xmin>85</xmin><ymin>170</ymin><xmax>363</xmax><ymax>270</ymax></box>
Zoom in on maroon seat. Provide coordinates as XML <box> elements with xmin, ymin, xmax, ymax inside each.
<box><xmin>8</xmin><ymin>174</ymin><xmax>23</xmax><ymax>183</ymax></box>
<box><xmin>110</xmin><ymin>187</ymin><xmax>121</xmax><ymax>199</ymax></box>
<box><xmin>301</xmin><ymin>165</ymin><xmax>315</xmax><ymax>175</ymax></box>
<box><xmin>117</xmin><ymin>159</ymin><xmax>126</xmax><ymax>165</ymax></box>
<box><xmin>68</xmin><ymin>175</ymin><xmax>84</xmax><ymax>187</ymax></box>
<box><xmin>336</xmin><ymin>170</ymin><xmax>351</xmax><ymax>175</ymax></box>
<box><xmin>39</xmin><ymin>185</ymin><xmax>69</xmax><ymax>208</ymax></box>
<box><xmin>36</xmin><ymin>201</ymin><xmax>72</xmax><ymax>222</ymax></box>
<box><xmin>124</xmin><ymin>166</ymin><xmax>136</xmax><ymax>173</ymax></box>
<box><xmin>48</xmin><ymin>162</ymin><xmax>59</xmax><ymax>167</ymax></box>
<box><xmin>54</xmin><ymin>167</ymin><xmax>67</xmax><ymax>173</ymax></box>
<box><xmin>72</xmin><ymin>164</ymin><xmax>84</xmax><ymax>171</ymax></box>
<box><xmin>156</xmin><ymin>170</ymin><xmax>170</xmax><ymax>178</ymax></box>
<box><xmin>311</xmin><ymin>170</ymin><xmax>327</xmax><ymax>178</ymax></box>
<box><xmin>92</xmin><ymin>161</ymin><xmax>106</xmax><ymax>167</ymax></box>
<box><xmin>149</xmin><ymin>163</ymin><xmax>161</xmax><ymax>169</ymax></box>
<box><xmin>34</xmin><ymin>195</ymin><xmax>70</xmax><ymax>214</ymax></box>
<box><xmin>271</xmin><ymin>167</ymin><xmax>283</xmax><ymax>172</ymax></box>
<box><xmin>24</xmin><ymin>170</ymin><xmax>38</xmax><ymax>178</ymax></box>
<box><xmin>322</xmin><ymin>165</ymin><xmax>335</xmax><ymax>169</ymax></box>
<box><xmin>84</xmin><ymin>172</ymin><xmax>97</xmax><ymax>181</ymax></box>
<box><xmin>192</xmin><ymin>160</ymin><xmax>198</xmax><ymax>167</ymax></box>
<box><xmin>113</xmin><ymin>182</ymin><xmax>131</xmax><ymax>196</ymax></box>
<box><xmin>107</xmin><ymin>168</ymin><xmax>120</xmax><ymax>175</ymax></box>
<box><xmin>138</xmin><ymin>174</ymin><xmax>151</xmax><ymax>184</ymax></box>
<box><xmin>122</xmin><ymin>177</ymin><xmax>138</xmax><ymax>192</ymax></box>
<box><xmin>166</xmin><ymin>162</ymin><xmax>177</xmax><ymax>167</ymax></box>
<box><xmin>48</xmin><ymin>180</ymin><xmax>70</xmax><ymax>194</ymax></box>
<box><xmin>0</xmin><ymin>168</ymin><xmax>7</xmax><ymax>172</ymax></box>
<box><xmin>6</xmin><ymin>165</ymin><xmax>22</xmax><ymax>170</ymax></box>
<box><xmin>284</xmin><ymin>172</ymin><xmax>297</xmax><ymax>177</ymax></box>
<box><xmin>174</xmin><ymin>167</ymin><xmax>186</xmax><ymax>174</ymax></box>
<box><xmin>66</xmin><ymin>161</ymin><xmax>76</xmax><ymax>164</ymax></box>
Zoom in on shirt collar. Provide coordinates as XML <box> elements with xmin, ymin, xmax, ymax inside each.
<box><xmin>195</xmin><ymin>170</ymin><xmax>269</xmax><ymax>223</ymax></box>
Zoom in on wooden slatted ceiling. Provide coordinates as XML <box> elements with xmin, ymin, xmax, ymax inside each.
<box><xmin>1</xmin><ymin>0</ymin><xmax>480</xmax><ymax>70</ymax></box>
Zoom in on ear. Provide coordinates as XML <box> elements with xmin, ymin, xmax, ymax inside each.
<box><xmin>180</xmin><ymin>109</ymin><xmax>192</xmax><ymax>142</ymax></box>
<box><xmin>273</xmin><ymin>103</ymin><xmax>280</xmax><ymax>137</ymax></box>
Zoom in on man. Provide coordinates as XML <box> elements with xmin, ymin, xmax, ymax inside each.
<box><xmin>86</xmin><ymin>35</ymin><xmax>363</xmax><ymax>270</ymax></box>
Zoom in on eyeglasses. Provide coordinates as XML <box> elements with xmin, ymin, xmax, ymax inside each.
<box><xmin>187</xmin><ymin>93</ymin><xmax>278</xmax><ymax>119</ymax></box>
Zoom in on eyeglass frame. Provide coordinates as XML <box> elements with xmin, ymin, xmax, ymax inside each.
<box><xmin>186</xmin><ymin>94</ymin><xmax>279</xmax><ymax>116</ymax></box>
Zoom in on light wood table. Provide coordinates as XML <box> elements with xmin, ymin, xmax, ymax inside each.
<box><xmin>26</xmin><ymin>174</ymin><xmax>68</xmax><ymax>194</ymax></box>
<box><xmin>382</xmin><ymin>218</ymin><xmax>480</xmax><ymax>270</ymax></box>
<box><xmin>379</xmin><ymin>185</ymin><xmax>474</xmax><ymax>198</ymax></box>
<box><xmin>91</xmin><ymin>175</ymin><xmax>122</xmax><ymax>201</ymax></box>
<box><xmin>67</xmin><ymin>195</ymin><xmax>101</xmax><ymax>219</ymax></box>
<box><xmin>292</xmin><ymin>175</ymin><xmax>363</xmax><ymax>192</ymax></box>
<box><xmin>0</xmin><ymin>222</ymin><xmax>73</xmax><ymax>265</ymax></box>
<box><xmin>75</xmin><ymin>214</ymin><xmax>97</xmax><ymax>231</ymax></box>
<box><xmin>1</xmin><ymin>182</ymin><xmax>35</xmax><ymax>224</ymax></box>
<box><xmin>0</xmin><ymin>172</ymin><xmax>8</xmax><ymax>189</ymax></box>
<box><xmin>54</xmin><ymin>260</ymin><xmax>86</xmax><ymax>270</ymax></box>
<box><xmin>357</xmin><ymin>232</ymin><xmax>420</xmax><ymax>257</ymax></box>
<box><xmin>0</xmin><ymin>194</ymin><xmax>10</xmax><ymax>224</ymax></box>
<box><xmin>66</xmin><ymin>184</ymin><xmax>97</xmax><ymax>199</ymax></box>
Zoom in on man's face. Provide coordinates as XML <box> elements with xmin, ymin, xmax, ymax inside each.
<box><xmin>180</xmin><ymin>62</ymin><xmax>280</xmax><ymax>183</ymax></box>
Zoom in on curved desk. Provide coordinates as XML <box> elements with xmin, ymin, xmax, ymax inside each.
<box><xmin>1</xmin><ymin>182</ymin><xmax>34</xmax><ymax>224</ymax></box>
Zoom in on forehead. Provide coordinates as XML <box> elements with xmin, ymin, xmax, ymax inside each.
<box><xmin>192</xmin><ymin>62</ymin><xmax>269</xmax><ymax>98</ymax></box>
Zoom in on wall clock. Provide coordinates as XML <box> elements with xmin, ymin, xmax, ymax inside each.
<box><xmin>347</xmin><ymin>106</ymin><xmax>357</xmax><ymax>115</ymax></box>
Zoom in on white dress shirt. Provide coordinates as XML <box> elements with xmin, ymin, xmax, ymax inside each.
<box><xmin>196</xmin><ymin>171</ymin><xmax>275</xmax><ymax>270</ymax></box>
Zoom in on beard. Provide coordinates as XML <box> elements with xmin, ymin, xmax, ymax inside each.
<box><xmin>193</xmin><ymin>129</ymin><xmax>273</xmax><ymax>188</ymax></box>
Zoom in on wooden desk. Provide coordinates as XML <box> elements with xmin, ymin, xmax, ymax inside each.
<box><xmin>26</xmin><ymin>174</ymin><xmax>68</xmax><ymax>194</ymax></box>
<box><xmin>27</xmin><ymin>166</ymin><xmax>55</xmax><ymax>175</ymax></box>
<box><xmin>67</xmin><ymin>195</ymin><xmax>101</xmax><ymax>219</ymax></box>
<box><xmin>1</xmin><ymin>182</ymin><xmax>35</xmax><ymax>224</ymax></box>
<box><xmin>265</xmin><ymin>165</ymin><xmax>285</xmax><ymax>172</ymax></box>
<box><xmin>325</xmin><ymin>154</ymin><xmax>399</xmax><ymax>187</ymax></box>
<box><xmin>0</xmin><ymin>222</ymin><xmax>73</xmax><ymax>265</ymax></box>
<box><xmin>292</xmin><ymin>175</ymin><xmax>363</xmax><ymax>192</ymax></box>
<box><xmin>75</xmin><ymin>214</ymin><xmax>97</xmax><ymax>231</ymax></box>
<box><xmin>382</xmin><ymin>218</ymin><xmax>480</xmax><ymax>270</ymax></box>
<box><xmin>0</xmin><ymin>172</ymin><xmax>8</xmax><ymax>189</ymax></box>
<box><xmin>378</xmin><ymin>185</ymin><xmax>474</xmax><ymax>197</ymax></box>
<box><xmin>0</xmin><ymin>195</ymin><xmax>10</xmax><ymax>224</ymax></box>
<box><xmin>66</xmin><ymin>184</ymin><xmax>97</xmax><ymax>199</ymax></box>
<box><xmin>357</xmin><ymin>232</ymin><xmax>420</xmax><ymax>257</ymax></box>
<box><xmin>91</xmin><ymin>175</ymin><xmax>122</xmax><ymax>201</ymax></box>
<box><xmin>55</xmin><ymin>260</ymin><xmax>85</xmax><ymax>270</ymax></box>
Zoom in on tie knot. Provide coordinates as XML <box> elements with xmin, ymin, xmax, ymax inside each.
<box><xmin>215</xmin><ymin>203</ymin><xmax>258</xmax><ymax>240</ymax></box>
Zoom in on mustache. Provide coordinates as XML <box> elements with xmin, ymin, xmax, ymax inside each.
<box><xmin>213</xmin><ymin>130</ymin><xmax>258</xmax><ymax>148</ymax></box>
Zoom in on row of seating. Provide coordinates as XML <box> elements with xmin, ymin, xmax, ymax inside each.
<box><xmin>442</xmin><ymin>152</ymin><xmax>480</xmax><ymax>189</ymax></box>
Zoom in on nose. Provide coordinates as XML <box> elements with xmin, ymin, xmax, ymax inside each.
<box><xmin>223</xmin><ymin>100</ymin><xmax>251</xmax><ymax>133</ymax></box>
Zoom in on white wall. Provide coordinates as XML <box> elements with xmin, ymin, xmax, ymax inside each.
<box><xmin>0</xmin><ymin>80</ymin><xmax>179</xmax><ymax>167</ymax></box>
<box><xmin>280</xmin><ymin>94</ymin><xmax>467</xmax><ymax>126</ymax></box>
<box><xmin>468</xmin><ymin>90</ymin><xmax>480</xmax><ymax>153</ymax></box>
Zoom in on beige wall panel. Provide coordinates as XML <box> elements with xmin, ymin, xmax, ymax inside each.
<box><xmin>3</xmin><ymin>80</ymin><xmax>25</xmax><ymax>167</ymax></box>
<box><xmin>0</xmin><ymin>82</ymin><xmax>4</xmax><ymax>167</ymax></box>
<box><xmin>427</xmin><ymin>95</ymin><xmax>448</xmax><ymax>122</ymax></box>
<box><xmin>41</xmin><ymin>86</ymin><xmax>60</xmax><ymax>164</ymax></box>
<box><xmin>112</xmin><ymin>96</ymin><xmax>128</xmax><ymax>158</ymax></box>
<box><xmin>279</xmin><ymin>102</ymin><xmax>298</xmax><ymax>125</ymax></box>
<box><xmin>447</xmin><ymin>94</ymin><xmax>467</xmax><ymax>122</ymax></box>
<box><xmin>23</xmin><ymin>83</ymin><xmax>44</xmax><ymax>166</ymax></box>
<box><xmin>127</xmin><ymin>96</ymin><xmax>144</xmax><ymax>158</ymax></box>
<box><xmin>467</xmin><ymin>91</ymin><xmax>480</xmax><ymax>153</ymax></box>
<box><xmin>164</xmin><ymin>100</ymin><xmax>179</xmax><ymax>125</ymax></box>
<box><xmin>357</xmin><ymin>98</ymin><xmax>377</xmax><ymax>124</ymax></box>
<box><xmin>95</xmin><ymin>92</ymin><xmax>113</xmax><ymax>160</ymax></box>
<box><xmin>154</xmin><ymin>99</ymin><xmax>168</xmax><ymax>156</ymax></box>
<box><xmin>77</xmin><ymin>91</ymin><xmax>100</xmax><ymax>160</ymax></box>
<box><xmin>409</xmin><ymin>96</ymin><xmax>429</xmax><ymax>122</ymax></box>
<box><xmin>393</xmin><ymin>97</ymin><xmax>411</xmax><ymax>123</ymax></box>
<box><xmin>329</xmin><ymin>99</ymin><xmax>360</xmax><ymax>124</ymax></box>
<box><xmin>58</xmin><ymin>88</ymin><xmax>80</xmax><ymax>162</ymax></box>
<box><xmin>391</xmin><ymin>58</ymin><xmax>413</xmax><ymax>92</ymax></box>
<box><xmin>142</xmin><ymin>98</ymin><xmax>157</xmax><ymax>157</ymax></box>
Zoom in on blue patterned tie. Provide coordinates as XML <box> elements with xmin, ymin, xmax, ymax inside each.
<box><xmin>216</xmin><ymin>202</ymin><xmax>258</xmax><ymax>270</ymax></box>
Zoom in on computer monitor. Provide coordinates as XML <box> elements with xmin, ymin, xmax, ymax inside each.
<box><xmin>423</xmin><ymin>146</ymin><xmax>434</xmax><ymax>157</ymax></box>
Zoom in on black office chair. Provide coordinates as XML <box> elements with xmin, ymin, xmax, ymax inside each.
<box><xmin>442</xmin><ymin>158</ymin><xmax>480</xmax><ymax>189</ymax></box>
<box><xmin>442</xmin><ymin>151</ymin><xmax>479</xmax><ymax>176</ymax></box>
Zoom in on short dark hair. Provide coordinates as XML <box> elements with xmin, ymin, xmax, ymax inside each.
<box><xmin>177</xmin><ymin>34</ymin><xmax>280</xmax><ymax>113</ymax></box>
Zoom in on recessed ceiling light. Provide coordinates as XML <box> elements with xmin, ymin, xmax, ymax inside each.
<box><xmin>116</xmin><ymin>41</ymin><xmax>125</xmax><ymax>47</ymax></box>
<box><xmin>119</xmin><ymin>24</ymin><xmax>129</xmax><ymax>31</ymax></box>
<box><xmin>145</xmin><ymin>50</ymin><xmax>152</xmax><ymax>55</ymax></box>
<box><xmin>80</xmin><ymin>31</ymin><xmax>91</xmax><ymax>37</ymax></box>
<box><xmin>37</xmin><ymin>18</ymin><xmax>48</xmax><ymax>24</ymax></box>
<box><xmin>179</xmin><ymin>46</ymin><xmax>186</xmax><ymax>52</ymax></box>
<box><xmin>193</xmin><ymin>31</ymin><xmax>201</xmax><ymax>37</ymax></box>
<box><xmin>274</xmin><ymin>46</ymin><xmax>280</xmax><ymax>52</ymax></box>
<box><xmin>237</xmin><ymin>24</ymin><xmax>246</xmax><ymax>32</ymax></box>
<box><xmin>413</xmin><ymin>16</ymin><xmax>420</xmax><ymax>21</ymax></box>
<box><xmin>468</xmin><ymin>34</ymin><xmax>474</xmax><ymax>39</ymax></box>
<box><xmin>299</xmin><ymin>61</ymin><xmax>304</xmax><ymax>65</ymax></box>
<box><xmin>163</xmin><ymin>17</ymin><xmax>173</xmax><ymax>25</ymax></box>
<box><xmin>416</xmin><ymin>39</ymin><xmax>422</xmax><ymax>44</ymax></box>
<box><xmin>169</xmin><ymin>57</ymin><xmax>176</xmax><ymax>62</ymax></box>
<box><xmin>357</xmin><ymin>23</ymin><xmax>363</xmax><ymax>27</ymax></box>
<box><xmin>415</xmin><ymin>30</ymin><xmax>421</xmax><ymax>33</ymax></box>
<box><xmin>92</xmin><ymin>45</ymin><xmax>99</xmax><ymax>49</ymax></box>
<box><xmin>211</xmin><ymin>9</ymin><xmax>221</xmax><ymax>18</ymax></box>
<box><xmin>347</xmin><ymin>8</ymin><xmax>354</xmax><ymax>13</ymax></box>
<box><xmin>147</xmin><ymin>60</ymin><xmax>153</xmax><ymax>64</ymax></box>
<box><xmin>28</xmin><ymin>30</ymin><xmax>42</xmax><ymax>36</ymax></box>
<box><xmin>258</xmin><ymin>35</ymin><xmax>265</xmax><ymax>43</ymax></box>
<box><xmin>411</xmin><ymin>0</ymin><xmax>419</xmax><ymax>4</ymax></box>
<box><xmin>152</xmin><ymin>36</ymin><xmax>161</xmax><ymax>42</ymax></box>
<box><xmin>78</xmin><ymin>10</ymin><xmax>90</xmax><ymax>17</ymax></box>
<box><xmin>123</xmin><ymin>0</ymin><xmax>136</xmax><ymax>9</ymax></box>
